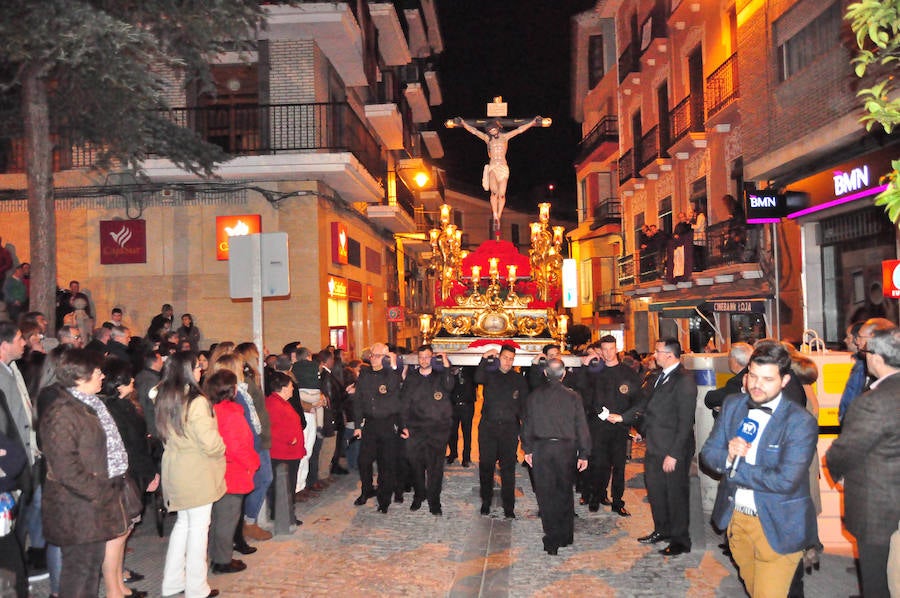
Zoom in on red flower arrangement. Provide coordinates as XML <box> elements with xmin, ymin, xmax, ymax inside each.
<box><xmin>467</xmin><ymin>339</ymin><xmax>521</xmax><ymax>349</ymax></box>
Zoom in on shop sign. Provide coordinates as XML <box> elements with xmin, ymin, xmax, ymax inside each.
<box><xmin>100</xmin><ymin>219</ymin><xmax>147</xmax><ymax>264</ymax></box>
<box><xmin>387</xmin><ymin>305</ymin><xmax>404</xmax><ymax>322</ymax></box>
<box><xmin>882</xmin><ymin>260</ymin><xmax>900</xmax><ymax>298</ymax></box>
<box><xmin>703</xmin><ymin>299</ymin><xmax>767</xmax><ymax>314</ymax></box>
<box><xmin>216</xmin><ymin>214</ymin><xmax>261</xmax><ymax>260</ymax></box>
<box><xmin>331</xmin><ymin>222</ymin><xmax>348</xmax><ymax>265</ymax></box>
<box><xmin>347</xmin><ymin>279</ymin><xmax>363</xmax><ymax>301</ymax></box>
<box><xmin>327</xmin><ymin>275</ymin><xmax>348</xmax><ymax>299</ymax></box>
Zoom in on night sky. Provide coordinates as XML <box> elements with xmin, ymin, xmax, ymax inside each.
<box><xmin>434</xmin><ymin>2</ymin><xmax>596</xmax><ymax>220</ymax></box>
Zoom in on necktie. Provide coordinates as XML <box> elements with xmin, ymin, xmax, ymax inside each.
<box><xmin>746</xmin><ymin>400</ymin><xmax>773</xmax><ymax>414</ymax></box>
<box><xmin>654</xmin><ymin>372</ymin><xmax>667</xmax><ymax>388</ymax></box>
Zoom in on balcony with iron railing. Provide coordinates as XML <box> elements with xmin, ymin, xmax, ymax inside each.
<box><xmin>590</xmin><ymin>199</ymin><xmax>622</xmax><ymax>230</ymax></box>
<box><xmin>639</xmin><ymin>5</ymin><xmax>669</xmax><ymax>65</ymax></box>
<box><xmin>575</xmin><ymin>116</ymin><xmax>618</xmax><ymax>164</ymax></box>
<box><xmin>0</xmin><ymin>102</ymin><xmax>387</xmax><ymax>181</ymax></box>
<box><xmin>618</xmin><ymin>148</ymin><xmax>637</xmax><ymax>185</ymax></box>
<box><xmin>617</xmin><ymin>254</ymin><xmax>635</xmax><ymax>287</ymax></box>
<box><xmin>668</xmin><ymin>95</ymin><xmax>707</xmax><ymax>159</ymax></box>
<box><xmin>594</xmin><ymin>290</ymin><xmax>625</xmax><ymax>313</ymax></box>
<box><xmin>706</xmin><ymin>53</ymin><xmax>740</xmax><ymax>126</ymax></box>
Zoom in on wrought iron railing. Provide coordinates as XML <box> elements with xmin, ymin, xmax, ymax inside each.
<box><xmin>639</xmin><ymin>125</ymin><xmax>661</xmax><ymax>170</ymax></box>
<box><xmin>706</xmin><ymin>53</ymin><xmax>739</xmax><ymax>118</ymax></box>
<box><xmin>618</xmin><ymin>148</ymin><xmax>636</xmax><ymax>185</ymax></box>
<box><xmin>595</xmin><ymin>290</ymin><xmax>625</xmax><ymax>312</ymax></box>
<box><xmin>638</xmin><ymin>248</ymin><xmax>663</xmax><ymax>282</ymax></box>
<box><xmin>575</xmin><ymin>115</ymin><xmax>618</xmax><ymax>164</ymax></box>
<box><xmin>617</xmin><ymin>254</ymin><xmax>635</xmax><ymax>287</ymax></box>
<box><xmin>591</xmin><ymin>199</ymin><xmax>622</xmax><ymax>229</ymax></box>
<box><xmin>705</xmin><ymin>219</ymin><xmax>758</xmax><ymax>267</ymax></box>
<box><xmin>670</xmin><ymin>96</ymin><xmax>692</xmax><ymax>145</ymax></box>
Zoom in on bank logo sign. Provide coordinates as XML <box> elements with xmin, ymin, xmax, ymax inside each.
<box><xmin>100</xmin><ymin>219</ymin><xmax>147</xmax><ymax>264</ymax></box>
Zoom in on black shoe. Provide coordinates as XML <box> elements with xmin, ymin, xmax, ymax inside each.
<box><xmin>446</xmin><ymin>456</ymin><xmax>456</xmax><ymax>464</ymax></box>
<box><xmin>461</xmin><ymin>460</ymin><xmax>470</xmax><ymax>467</ymax></box>
<box><xmin>430</xmin><ymin>506</ymin><xmax>443</xmax><ymax>516</ymax></box>
<box><xmin>233</xmin><ymin>542</ymin><xmax>257</xmax><ymax>555</ymax></box>
<box><xmin>598</xmin><ymin>497</ymin><xmax>612</xmax><ymax>506</ymax></box>
<box><xmin>638</xmin><ymin>531</ymin><xmax>670</xmax><ymax>544</ymax></box>
<box><xmin>480</xmin><ymin>503</ymin><xmax>490</xmax><ymax>515</ymax></box>
<box><xmin>207</xmin><ymin>591</ymin><xmax>220</xmax><ymax>598</ymax></box>
<box><xmin>410</xmin><ymin>498</ymin><xmax>423</xmax><ymax>511</ymax></box>
<box><xmin>588</xmin><ymin>503</ymin><xmax>600</xmax><ymax>512</ymax></box>
<box><xmin>659</xmin><ymin>543</ymin><xmax>691</xmax><ymax>556</ymax></box>
<box><xmin>393</xmin><ymin>494</ymin><xmax>404</xmax><ymax>504</ymax></box>
<box><xmin>544</xmin><ymin>545</ymin><xmax>558</xmax><ymax>555</ymax></box>
<box><xmin>125</xmin><ymin>591</ymin><xmax>148</xmax><ymax>598</ymax></box>
<box><xmin>504</xmin><ymin>509</ymin><xmax>515</xmax><ymax>519</ymax></box>
<box><xmin>331</xmin><ymin>465</ymin><xmax>349</xmax><ymax>475</ymax></box>
<box><xmin>211</xmin><ymin>559</ymin><xmax>247</xmax><ymax>574</ymax></box>
<box><xmin>613</xmin><ymin>506</ymin><xmax>631</xmax><ymax>517</ymax></box>
<box><xmin>377</xmin><ymin>504</ymin><xmax>389</xmax><ymax>514</ymax></box>
<box><xmin>354</xmin><ymin>494</ymin><xmax>369</xmax><ymax>506</ymax></box>
<box><xmin>123</xmin><ymin>569</ymin><xmax>145</xmax><ymax>584</ymax></box>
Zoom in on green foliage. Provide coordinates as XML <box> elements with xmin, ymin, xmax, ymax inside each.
<box><xmin>0</xmin><ymin>0</ymin><xmax>265</xmax><ymax>177</ymax></box>
<box><xmin>846</xmin><ymin>0</ymin><xmax>900</xmax><ymax>222</ymax></box>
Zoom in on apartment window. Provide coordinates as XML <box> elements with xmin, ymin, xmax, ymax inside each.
<box><xmin>588</xmin><ymin>35</ymin><xmax>605</xmax><ymax>88</ymax></box>
<box><xmin>348</xmin><ymin>239</ymin><xmax>361</xmax><ymax>268</ymax></box>
<box><xmin>776</xmin><ymin>2</ymin><xmax>841</xmax><ymax>81</ymax></box>
<box><xmin>511</xmin><ymin>223</ymin><xmax>521</xmax><ymax>246</ymax></box>
<box><xmin>454</xmin><ymin>211</ymin><xmax>463</xmax><ymax>228</ymax></box>
<box><xmin>634</xmin><ymin>212</ymin><xmax>645</xmax><ymax>249</ymax></box>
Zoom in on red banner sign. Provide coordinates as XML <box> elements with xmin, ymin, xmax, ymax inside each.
<box><xmin>216</xmin><ymin>214</ymin><xmax>261</xmax><ymax>260</ymax></box>
<box><xmin>100</xmin><ymin>219</ymin><xmax>147</xmax><ymax>264</ymax></box>
<box><xmin>331</xmin><ymin>222</ymin><xmax>349</xmax><ymax>265</ymax></box>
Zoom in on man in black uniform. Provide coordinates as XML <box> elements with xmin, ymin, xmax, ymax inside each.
<box><xmin>400</xmin><ymin>345</ymin><xmax>455</xmax><ymax>515</ymax></box>
<box><xmin>446</xmin><ymin>365</ymin><xmax>476</xmax><ymax>467</ymax></box>
<box><xmin>352</xmin><ymin>342</ymin><xmax>402</xmax><ymax>513</ymax></box>
<box><xmin>585</xmin><ymin>335</ymin><xmax>642</xmax><ymax>516</ymax></box>
<box><xmin>526</xmin><ymin>343</ymin><xmax>562</xmax><ymax>390</ymax></box>
<box><xmin>475</xmin><ymin>344</ymin><xmax>529</xmax><ymax>518</ymax></box>
<box><xmin>522</xmin><ymin>359</ymin><xmax>590</xmax><ymax>555</ymax></box>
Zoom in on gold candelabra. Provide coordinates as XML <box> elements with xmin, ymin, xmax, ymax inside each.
<box><xmin>429</xmin><ymin>203</ymin><xmax>462</xmax><ymax>301</ymax></box>
<box><xmin>529</xmin><ymin>202</ymin><xmax>564</xmax><ymax>302</ymax></box>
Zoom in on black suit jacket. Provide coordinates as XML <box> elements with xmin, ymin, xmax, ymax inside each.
<box><xmin>625</xmin><ymin>364</ymin><xmax>697</xmax><ymax>460</ymax></box>
<box><xmin>703</xmin><ymin>367</ymin><xmax>747</xmax><ymax>415</ymax></box>
<box><xmin>825</xmin><ymin>372</ymin><xmax>900</xmax><ymax>546</ymax></box>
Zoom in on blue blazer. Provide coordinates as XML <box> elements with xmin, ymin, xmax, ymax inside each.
<box><xmin>700</xmin><ymin>392</ymin><xmax>818</xmax><ymax>554</ymax></box>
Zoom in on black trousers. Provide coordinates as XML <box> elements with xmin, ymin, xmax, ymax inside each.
<box><xmin>407</xmin><ymin>429</ymin><xmax>447</xmax><ymax>508</ymax></box>
<box><xmin>587</xmin><ymin>423</ymin><xmax>628</xmax><ymax>509</ymax></box>
<box><xmin>644</xmin><ymin>452</ymin><xmax>691</xmax><ymax>548</ymax></box>
<box><xmin>270</xmin><ymin>458</ymin><xmax>300</xmax><ymax>519</ymax></box>
<box><xmin>59</xmin><ymin>540</ymin><xmax>105</xmax><ymax>598</ymax></box>
<box><xmin>0</xmin><ymin>530</ymin><xmax>27</xmax><ymax>598</ymax></box>
<box><xmin>447</xmin><ymin>403</ymin><xmax>474</xmax><ymax>462</ymax></box>
<box><xmin>478</xmin><ymin>421</ymin><xmax>519</xmax><ymax>511</ymax></box>
<box><xmin>858</xmin><ymin>541</ymin><xmax>891</xmax><ymax>598</ymax></box>
<box><xmin>533</xmin><ymin>439</ymin><xmax>576</xmax><ymax>551</ymax></box>
<box><xmin>358</xmin><ymin>418</ymin><xmax>398</xmax><ymax>508</ymax></box>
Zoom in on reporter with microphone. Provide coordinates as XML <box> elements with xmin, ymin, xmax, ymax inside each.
<box><xmin>700</xmin><ymin>340</ymin><xmax>818</xmax><ymax>598</ymax></box>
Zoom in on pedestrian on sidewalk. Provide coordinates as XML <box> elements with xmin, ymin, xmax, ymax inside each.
<box><xmin>522</xmin><ymin>358</ymin><xmax>590</xmax><ymax>555</ymax></box>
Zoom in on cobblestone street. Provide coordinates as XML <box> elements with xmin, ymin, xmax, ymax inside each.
<box><xmin>30</xmin><ymin>443</ymin><xmax>860</xmax><ymax>597</ymax></box>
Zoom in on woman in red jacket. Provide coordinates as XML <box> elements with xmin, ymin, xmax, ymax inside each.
<box><xmin>205</xmin><ymin>370</ymin><xmax>259</xmax><ymax>574</ymax></box>
<box><xmin>266</xmin><ymin>371</ymin><xmax>306</xmax><ymax>525</ymax></box>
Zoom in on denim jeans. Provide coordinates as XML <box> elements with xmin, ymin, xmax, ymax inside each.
<box><xmin>244</xmin><ymin>449</ymin><xmax>272</xmax><ymax>520</ymax></box>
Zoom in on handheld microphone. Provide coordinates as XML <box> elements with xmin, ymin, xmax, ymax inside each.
<box><xmin>729</xmin><ymin>417</ymin><xmax>759</xmax><ymax>478</ymax></box>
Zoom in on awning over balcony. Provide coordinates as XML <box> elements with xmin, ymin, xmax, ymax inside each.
<box><xmin>421</xmin><ymin>130</ymin><xmax>443</xmax><ymax>159</ymax></box>
<box><xmin>424</xmin><ymin>70</ymin><xmax>442</xmax><ymax>106</ymax></box>
<box><xmin>370</xmin><ymin>3</ymin><xmax>411</xmax><ymax>66</ymax></box>
<box><xmin>365</xmin><ymin>103</ymin><xmax>405</xmax><ymax>150</ymax></box>
<box><xmin>263</xmin><ymin>4</ymin><xmax>367</xmax><ymax>87</ymax></box>
<box><xmin>403</xmin><ymin>8</ymin><xmax>429</xmax><ymax>58</ymax></box>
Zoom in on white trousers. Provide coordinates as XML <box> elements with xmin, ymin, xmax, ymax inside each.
<box><xmin>296</xmin><ymin>413</ymin><xmax>319</xmax><ymax>492</ymax></box>
<box><xmin>161</xmin><ymin>503</ymin><xmax>213</xmax><ymax>598</ymax></box>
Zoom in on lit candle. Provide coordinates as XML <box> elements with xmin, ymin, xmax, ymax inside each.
<box><xmin>429</xmin><ymin>228</ymin><xmax>440</xmax><ymax>244</ymax></box>
<box><xmin>440</xmin><ymin>203</ymin><xmax>451</xmax><ymax>225</ymax></box>
<box><xmin>446</xmin><ymin>224</ymin><xmax>457</xmax><ymax>239</ymax></box>
<box><xmin>454</xmin><ymin>229</ymin><xmax>462</xmax><ymax>244</ymax></box>
<box><xmin>507</xmin><ymin>264</ymin><xmax>517</xmax><ymax>280</ymax></box>
<box><xmin>557</xmin><ymin>314</ymin><xmax>568</xmax><ymax>335</ymax></box>
<box><xmin>539</xmin><ymin>202</ymin><xmax>551</xmax><ymax>223</ymax></box>
<box><xmin>530</xmin><ymin>222</ymin><xmax>542</xmax><ymax>241</ymax></box>
<box><xmin>553</xmin><ymin>226</ymin><xmax>565</xmax><ymax>245</ymax></box>
<box><xmin>420</xmin><ymin>313</ymin><xmax>431</xmax><ymax>334</ymax></box>
<box><xmin>471</xmin><ymin>265</ymin><xmax>481</xmax><ymax>280</ymax></box>
<box><xmin>489</xmin><ymin>257</ymin><xmax>499</xmax><ymax>277</ymax></box>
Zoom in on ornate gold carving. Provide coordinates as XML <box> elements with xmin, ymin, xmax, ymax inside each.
<box><xmin>516</xmin><ymin>315</ymin><xmax>547</xmax><ymax>337</ymax></box>
<box><xmin>441</xmin><ymin>314</ymin><xmax>472</xmax><ymax>336</ymax></box>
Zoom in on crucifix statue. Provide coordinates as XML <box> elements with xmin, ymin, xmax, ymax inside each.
<box><xmin>447</xmin><ymin>97</ymin><xmax>551</xmax><ymax>238</ymax></box>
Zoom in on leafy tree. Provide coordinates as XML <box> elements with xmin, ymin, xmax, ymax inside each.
<box><xmin>0</xmin><ymin>0</ymin><xmax>264</xmax><ymax>330</ymax></box>
<box><xmin>846</xmin><ymin>0</ymin><xmax>900</xmax><ymax>222</ymax></box>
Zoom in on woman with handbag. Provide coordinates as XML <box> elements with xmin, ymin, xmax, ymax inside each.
<box><xmin>155</xmin><ymin>352</ymin><xmax>225</xmax><ymax>598</ymax></box>
<box><xmin>40</xmin><ymin>349</ymin><xmax>142</xmax><ymax>598</ymax></box>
